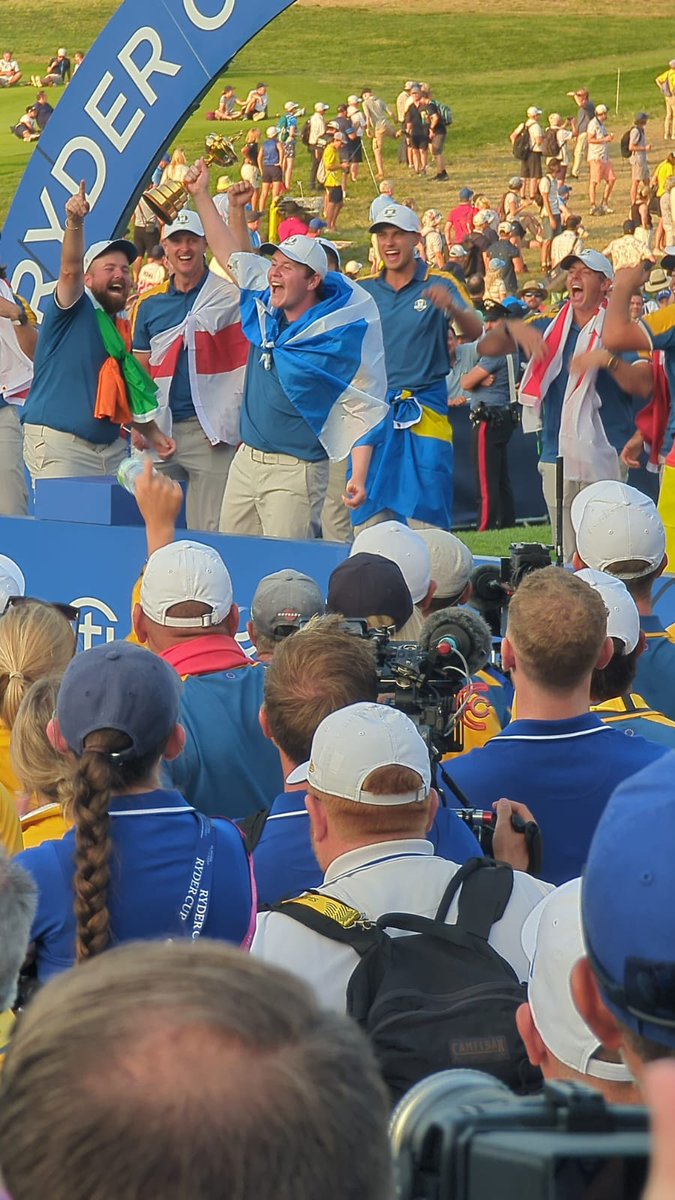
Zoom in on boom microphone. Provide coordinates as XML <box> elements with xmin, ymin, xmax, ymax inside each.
<box><xmin>418</xmin><ymin>606</ymin><xmax>492</xmax><ymax>676</ymax></box>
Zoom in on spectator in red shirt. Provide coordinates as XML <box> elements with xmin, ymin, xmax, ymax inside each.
<box><xmin>445</xmin><ymin>187</ymin><xmax>477</xmax><ymax>247</ymax></box>
<box><xmin>277</xmin><ymin>200</ymin><xmax>310</xmax><ymax>242</ymax></box>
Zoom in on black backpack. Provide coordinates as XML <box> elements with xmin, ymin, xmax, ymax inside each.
<box><xmin>541</xmin><ymin>127</ymin><xmax>560</xmax><ymax>159</ymax></box>
<box><xmin>620</xmin><ymin>127</ymin><xmax>636</xmax><ymax>159</ymax></box>
<box><xmin>275</xmin><ymin>857</ymin><xmax>540</xmax><ymax>1103</ymax></box>
<box><xmin>300</xmin><ymin>119</ymin><xmax>312</xmax><ymax>146</ymax></box>
<box><xmin>512</xmin><ymin>125</ymin><xmax>530</xmax><ymax>161</ymax></box>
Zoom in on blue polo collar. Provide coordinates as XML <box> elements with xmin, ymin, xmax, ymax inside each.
<box><xmin>496</xmin><ymin>712</ymin><xmax>609</xmax><ymax>742</ymax></box>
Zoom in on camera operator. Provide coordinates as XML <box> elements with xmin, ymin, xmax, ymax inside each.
<box><xmin>573</xmin><ymin>752</ymin><xmax>675</xmax><ymax>1095</ymax></box>
<box><xmin>252</xmin><ymin>701</ymin><xmax>551</xmax><ymax>1010</ymax></box>
<box><xmin>326</xmin><ymin>552</ymin><xmax>414</xmax><ymax>633</ymax></box>
<box><xmin>516</xmin><ymin>878</ymin><xmax>639</xmax><ymax>1104</ymax></box>
<box><xmin>446</xmin><ymin>567</ymin><xmax>666</xmax><ymax>884</ymax></box>
<box><xmin>581</xmin><ymin>568</ymin><xmax>675</xmax><ymax>748</ymax></box>
<box><xmin>253</xmin><ymin>616</ymin><xmax>485</xmax><ymax>907</ymax></box>
<box><xmin>571</xmin><ymin>480</ymin><xmax>675</xmax><ymax>721</ymax></box>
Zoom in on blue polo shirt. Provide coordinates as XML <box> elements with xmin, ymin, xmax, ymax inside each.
<box><xmin>21</xmin><ymin>292</ymin><xmax>121</xmax><ymax>445</ymax></box>
<box><xmin>239</xmin><ymin>332</ymin><xmax>326</xmax><ymax>462</ymax></box>
<box><xmin>360</xmin><ymin>262</ymin><xmax>469</xmax><ymax>396</ymax></box>
<box><xmin>469</xmin><ymin>353</ymin><xmax>517</xmax><ymax>411</ymax></box>
<box><xmin>444</xmin><ymin>713</ymin><xmax>666</xmax><ymax>885</ymax></box>
<box><xmin>253</xmin><ymin>791</ymin><xmax>483</xmax><ymax>909</ymax></box>
<box><xmin>633</xmin><ymin>614</ymin><xmax>675</xmax><ymax>721</ymax></box>
<box><xmin>165</xmin><ymin>668</ymin><xmax>284</xmax><ymax>819</ymax></box>
<box><xmin>16</xmin><ymin>790</ymin><xmax>254</xmax><ymax>983</ymax></box>
<box><xmin>133</xmin><ymin>273</ymin><xmax>212</xmax><ymax>422</ymax></box>
<box><xmin>529</xmin><ymin>318</ymin><xmax>638</xmax><ymax>464</ymax></box>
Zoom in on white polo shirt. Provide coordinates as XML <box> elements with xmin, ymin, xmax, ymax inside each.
<box><xmin>252</xmin><ymin>838</ymin><xmax>552</xmax><ymax>1012</ymax></box>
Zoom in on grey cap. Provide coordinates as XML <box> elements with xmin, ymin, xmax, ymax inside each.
<box><xmin>251</xmin><ymin>570</ymin><xmax>324</xmax><ymax>639</ymax></box>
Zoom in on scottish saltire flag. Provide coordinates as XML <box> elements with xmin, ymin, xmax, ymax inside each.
<box><xmin>351</xmin><ymin>381</ymin><xmax>454</xmax><ymax>528</ymax></box>
<box><xmin>232</xmin><ymin>253</ymin><xmax>388</xmax><ymax>460</ymax></box>
<box><xmin>147</xmin><ymin>272</ymin><xmax>249</xmax><ymax>446</ymax></box>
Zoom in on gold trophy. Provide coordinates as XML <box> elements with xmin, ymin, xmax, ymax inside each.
<box><xmin>142</xmin><ymin>133</ymin><xmax>240</xmax><ymax>223</ymax></box>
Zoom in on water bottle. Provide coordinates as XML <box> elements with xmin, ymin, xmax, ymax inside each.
<box><xmin>117</xmin><ymin>456</ymin><xmax>156</xmax><ymax>495</ymax></box>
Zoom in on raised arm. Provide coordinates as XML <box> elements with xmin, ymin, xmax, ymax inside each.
<box><xmin>57</xmin><ymin>180</ymin><xmax>89</xmax><ymax>309</ymax></box>
<box><xmin>603</xmin><ymin>263</ymin><xmax>653</xmax><ymax>354</ymax></box>
<box><xmin>185</xmin><ymin>160</ymin><xmax>251</xmax><ymax>271</ymax></box>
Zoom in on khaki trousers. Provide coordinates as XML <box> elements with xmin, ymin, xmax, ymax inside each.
<box><xmin>320</xmin><ymin>459</ymin><xmax>353</xmax><ymax>543</ymax></box>
<box><xmin>219</xmin><ymin>443</ymin><xmax>329</xmax><ymax>539</ymax></box>
<box><xmin>23</xmin><ymin>423</ymin><xmax>127</xmax><ymax>481</ymax></box>
<box><xmin>572</xmin><ymin>131</ymin><xmax>588</xmax><ymax>176</ymax></box>
<box><xmin>0</xmin><ymin>406</ymin><xmax>28</xmax><ymax>515</ymax></box>
<box><xmin>155</xmin><ymin>417</ymin><xmax>235</xmax><ymax>532</ymax></box>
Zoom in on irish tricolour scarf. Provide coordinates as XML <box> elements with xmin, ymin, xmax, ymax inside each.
<box><xmin>231</xmin><ymin>253</ymin><xmax>388</xmax><ymax>460</ymax></box>
<box><xmin>147</xmin><ymin>271</ymin><xmax>249</xmax><ymax>446</ymax></box>
<box><xmin>519</xmin><ymin>300</ymin><xmax>621</xmax><ymax>484</ymax></box>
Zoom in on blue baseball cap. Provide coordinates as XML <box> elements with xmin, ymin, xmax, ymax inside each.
<box><xmin>502</xmin><ymin>296</ymin><xmax>529</xmax><ymax>317</ymax></box>
<box><xmin>581</xmin><ymin>753</ymin><xmax>675</xmax><ymax>1048</ymax></box>
<box><xmin>57</xmin><ymin>642</ymin><xmax>181</xmax><ymax>761</ymax></box>
<box><xmin>459</xmin><ymin>187</ymin><xmax>473</xmax><ymax>201</ymax></box>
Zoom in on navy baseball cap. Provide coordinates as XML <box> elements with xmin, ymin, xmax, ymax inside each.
<box><xmin>327</xmin><ymin>552</ymin><xmax>413</xmax><ymax>632</ymax></box>
<box><xmin>57</xmin><ymin>642</ymin><xmax>181</xmax><ymax>761</ymax></box>
<box><xmin>581</xmin><ymin>753</ymin><xmax>675</xmax><ymax>1048</ymax></box>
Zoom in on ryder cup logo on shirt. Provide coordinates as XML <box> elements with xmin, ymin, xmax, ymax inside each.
<box><xmin>414</xmin><ymin>298</ymin><xmax>428</xmax><ymax>312</ymax></box>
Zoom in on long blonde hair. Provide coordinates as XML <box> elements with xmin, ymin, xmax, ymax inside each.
<box><xmin>0</xmin><ymin>602</ymin><xmax>76</xmax><ymax>730</ymax></box>
<box><xmin>11</xmin><ymin>675</ymin><xmax>71</xmax><ymax>807</ymax></box>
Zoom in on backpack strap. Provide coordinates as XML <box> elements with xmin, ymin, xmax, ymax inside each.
<box><xmin>455</xmin><ymin>859</ymin><xmax>515</xmax><ymax>940</ymax></box>
<box><xmin>272</xmin><ymin>891</ymin><xmax>382</xmax><ymax>958</ymax></box>
<box><xmin>432</xmin><ymin>857</ymin><xmax>514</xmax><ymax>940</ymax></box>
<box><xmin>237</xmin><ymin>808</ymin><xmax>269</xmax><ymax>854</ymax></box>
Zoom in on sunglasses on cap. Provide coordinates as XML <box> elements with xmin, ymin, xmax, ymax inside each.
<box><xmin>587</xmin><ymin>936</ymin><xmax>675</xmax><ymax>1032</ymax></box>
<box><xmin>5</xmin><ymin>595</ymin><xmax>80</xmax><ymax>628</ymax></box>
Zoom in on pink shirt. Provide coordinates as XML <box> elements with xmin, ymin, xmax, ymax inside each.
<box><xmin>447</xmin><ymin>203</ymin><xmax>477</xmax><ymax>242</ymax></box>
<box><xmin>278</xmin><ymin>216</ymin><xmax>310</xmax><ymax>241</ymax></box>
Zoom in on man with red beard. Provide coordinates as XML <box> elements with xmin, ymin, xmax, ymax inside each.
<box><xmin>22</xmin><ymin>182</ymin><xmax>172</xmax><ymax>485</ymax></box>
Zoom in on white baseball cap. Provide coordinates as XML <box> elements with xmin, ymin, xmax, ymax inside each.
<box><xmin>369</xmin><ymin>202</ymin><xmax>421</xmax><ymax>235</ymax></box>
<box><xmin>595</xmin><ymin>103</ymin><xmax>609</xmax><ymax>114</ymax></box>
<box><xmin>0</xmin><ymin>554</ymin><xmax>25</xmax><ymax>614</ymax></box>
<box><xmin>83</xmin><ymin>238</ymin><xmax>138</xmax><ymax>274</ymax></box>
<box><xmin>527</xmin><ymin>106</ymin><xmax>543</xmax><ymax>117</ymax></box>
<box><xmin>140</xmin><ymin>540</ymin><xmax>233</xmax><ymax>628</ymax></box>
<box><xmin>317</xmin><ymin>237</ymin><xmax>341</xmax><ymax>268</ymax></box>
<box><xmin>347</xmin><ymin>94</ymin><xmax>360</xmax><ymax>105</ymax></box>
<box><xmin>521</xmin><ymin>879</ymin><xmax>633</xmax><ymax>1082</ymax></box>
<box><xmin>284</xmin><ymin>101</ymin><xmax>298</xmax><ymax>111</ymax></box>
<box><xmin>416</xmin><ymin>530</ymin><xmax>473</xmax><ymax>602</ymax></box>
<box><xmin>571</xmin><ymin>481</ymin><xmax>666</xmax><ymax>579</ymax></box>
<box><xmin>351</xmin><ymin>521</ymin><xmax>432</xmax><ymax>604</ymax></box>
<box><xmin>448</xmin><ymin>244</ymin><xmax>467</xmax><ymax>258</ymax></box>
<box><xmin>314</xmin><ymin>102</ymin><xmax>330</xmax><ymax>112</ymax></box>
<box><xmin>286</xmin><ymin>702</ymin><xmax>432</xmax><ymax>804</ymax></box>
<box><xmin>259</xmin><ymin>234</ymin><xmax>328</xmax><ymax>279</ymax></box>
<box><xmin>162</xmin><ymin>209</ymin><xmax>205</xmax><ymax>239</ymax></box>
<box><xmin>575</xmin><ymin>568</ymin><xmax>640</xmax><ymax>654</ymax></box>
<box><xmin>560</xmin><ymin>248</ymin><xmax>614</xmax><ymax>280</ymax></box>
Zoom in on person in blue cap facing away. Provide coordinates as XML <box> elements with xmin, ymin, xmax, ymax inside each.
<box><xmin>16</xmin><ymin>642</ymin><xmax>255</xmax><ymax>982</ymax></box>
<box><xmin>572</xmin><ymin>752</ymin><xmax>675</xmax><ymax>1094</ymax></box>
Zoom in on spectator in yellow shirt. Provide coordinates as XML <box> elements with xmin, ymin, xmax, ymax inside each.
<box><xmin>11</xmin><ymin>676</ymin><xmax>70</xmax><ymax>848</ymax></box>
<box><xmin>322</xmin><ymin>130</ymin><xmax>347</xmax><ymax>231</ymax></box>
<box><xmin>655</xmin><ymin>60</ymin><xmax>675</xmax><ymax>140</ymax></box>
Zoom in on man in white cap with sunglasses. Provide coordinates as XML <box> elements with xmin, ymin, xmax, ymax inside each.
<box><xmin>185</xmin><ymin>168</ymin><xmax>387</xmax><ymax>541</ymax></box>
<box><xmin>21</xmin><ymin>182</ymin><xmax>173</xmax><ymax>486</ymax></box>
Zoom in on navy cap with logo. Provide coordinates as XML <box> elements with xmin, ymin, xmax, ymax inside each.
<box><xmin>327</xmin><ymin>552</ymin><xmax>413</xmax><ymax>632</ymax></box>
<box><xmin>57</xmin><ymin>641</ymin><xmax>181</xmax><ymax>761</ymax></box>
<box><xmin>251</xmin><ymin>569</ymin><xmax>324</xmax><ymax>639</ymax></box>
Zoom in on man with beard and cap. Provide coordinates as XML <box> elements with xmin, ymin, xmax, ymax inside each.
<box><xmin>21</xmin><ymin>183</ymin><xmax>173</xmax><ymax>484</ymax></box>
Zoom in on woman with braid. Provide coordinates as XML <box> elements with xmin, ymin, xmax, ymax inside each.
<box><xmin>16</xmin><ymin>641</ymin><xmax>255</xmax><ymax>981</ymax></box>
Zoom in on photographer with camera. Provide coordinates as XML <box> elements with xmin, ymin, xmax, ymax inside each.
<box><xmin>447</xmin><ymin>567</ymin><xmax>666</xmax><ymax>884</ymax></box>
<box><xmin>252</xmin><ymin>615</ymin><xmax>486</xmax><ymax>907</ymax></box>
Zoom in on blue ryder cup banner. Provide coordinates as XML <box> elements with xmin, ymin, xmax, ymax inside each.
<box><xmin>2</xmin><ymin>0</ymin><xmax>296</xmax><ymax>316</ymax></box>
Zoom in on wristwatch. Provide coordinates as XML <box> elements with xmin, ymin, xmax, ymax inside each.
<box><xmin>11</xmin><ymin>306</ymin><xmax>28</xmax><ymax>327</ymax></box>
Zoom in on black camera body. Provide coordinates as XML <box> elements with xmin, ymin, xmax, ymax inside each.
<box><xmin>470</xmin><ymin>541</ymin><xmax>552</xmax><ymax>639</ymax></box>
<box><xmin>391</xmin><ymin>1070</ymin><xmax>648</xmax><ymax>1200</ymax></box>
